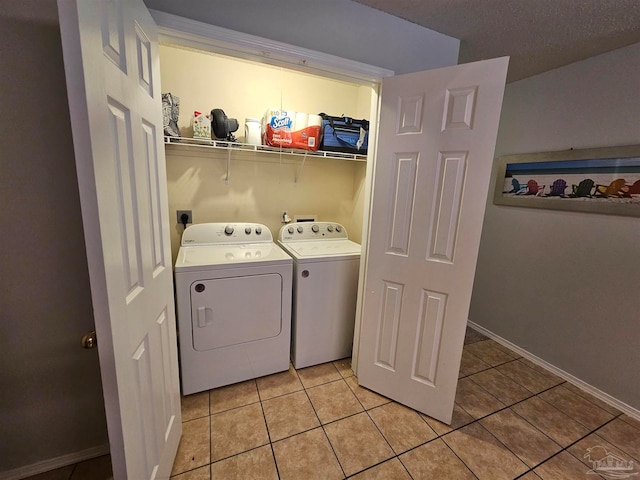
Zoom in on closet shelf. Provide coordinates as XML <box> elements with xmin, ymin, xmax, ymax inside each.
<box><xmin>163</xmin><ymin>136</ymin><xmax>367</xmax><ymax>162</ymax></box>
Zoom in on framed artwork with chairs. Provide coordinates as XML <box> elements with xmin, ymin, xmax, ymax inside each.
<box><xmin>493</xmin><ymin>144</ymin><xmax>640</xmax><ymax>217</ymax></box>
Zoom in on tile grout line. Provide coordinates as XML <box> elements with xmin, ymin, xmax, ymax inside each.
<box><xmin>343</xmin><ymin>379</ymin><xmax>481</xmax><ymax>479</ymax></box>
<box><xmin>255</xmin><ymin>381</ymin><xmax>283</xmax><ymax>480</ymax></box>
<box><xmin>327</xmin><ymin>360</ymin><xmax>415</xmax><ymax>479</ymax></box>
<box><xmin>299</xmin><ymin>365</ymin><xmax>349</xmax><ymax>479</ymax></box>
<box><xmin>456</xmin><ymin>362</ymin><xmax>569</xmax><ymax>423</ymax></box>
<box><xmin>434</xmin><ymin>365</ymin><xmax>569</xmax><ymax>477</ymax></box>
<box><xmin>457</xmin><ymin>351</ymin><xmax>524</xmax><ymax>380</ymax></box>
<box><xmin>560</xmin><ymin>414</ymin><xmax>636</xmax><ymax>468</ymax></box>
<box><xmin>359</xmin><ymin>399</ymin><xmax>399</xmax><ymax>464</ymax></box>
<box><xmin>617</xmin><ymin>413</ymin><xmax>640</xmax><ymax>430</ymax></box>
<box><xmin>387</xmin><ymin>430</ymin><xmax>481</xmax><ymax>480</ymax></box>
<box><xmin>266</xmin><ymin>426</ymin><xmax>283</xmax><ymax>479</ymax></box>
<box><xmin>208</xmin><ymin>389</ymin><xmax>212</xmax><ymax>477</ymax></box>
<box><xmin>447</xmin><ymin>383</ymin><xmax>596</xmax><ymax>478</ymax></box>
<box><xmin>462</xmin><ymin>380</ymin><xmax>565</xmax><ymax>440</ymax></box>
<box><xmin>35</xmin><ymin>337</ymin><xmax>637</xmax><ymax>480</ymax></box>
<box><xmin>496</xmin><ymin>381</ymin><xmax>623</xmax><ymax>476</ymax></box>
<box><xmin>339</xmin><ymin>369</ymin><xmax>403</xmax><ymax>471</ymax></box>
<box><xmin>342</xmin><ymin>456</ymin><xmax>409</xmax><ymax>479</ymax></box>
<box><xmin>450</xmin><ymin>354</ymin><xmax>623</xmax><ymax>478</ymax></box>
<box><xmin>437</xmin><ymin>438</ymin><xmax>482</xmax><ymax>480</ymax></box>
<box><xmin>175</xmin><ymin>341</ymin><xmax>628</xmax><ymax>480</ymax></box>
<box><xmin>537</xmin><ymin>386</ymin><xmax>621</xmax><ymax>431</ymax></box>
<box><xmin>561</xmin><ymin>383</ymin><xmax>627</xmax><ymax>418</ymax></box>
<box><xmin>299</xmin><ymin>362</ymin><xmax>408</xmax><ymax>478</ymax></box>
<box><xmin>205</xmin><ymin>380</ymin><xmax>277</xmax><ymax>475</ymax></box>
<box><xmin>441</xmin><ymin>415</ymin><xmax>528</xmax><ymax>479</ymax></box>
<box><xmin>67</xmin><ymin>462</ymin><xmax>77</xmax><ymax>480</ymax></box>
<box><xmin>199</xmin><ymin>368</ymin><xmax>527</xmax><ymax>476</ymax></box>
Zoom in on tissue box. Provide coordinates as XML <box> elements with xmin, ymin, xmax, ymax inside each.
<box><xmin>262</xmin><ymin>109</ymin><xmax>322</xmax><ymax>151</ymax></box>
<box><xmin>192</xmin><ymin>111</ymin><xmax>211</xmax><ymax>139</ymax></box>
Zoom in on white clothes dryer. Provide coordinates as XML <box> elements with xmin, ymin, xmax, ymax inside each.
<box><xmin>175</xmin><ymin>223</ymin><xmax>292</xmax><ymax>395</ymax></box>
<box><xmin>278</xmin><ymin>222</ymin><xmax>361</xmax><ymax>369</ymax></box>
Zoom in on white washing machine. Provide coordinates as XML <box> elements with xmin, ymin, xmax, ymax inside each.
<box><xmin>278</xmin><ymin>222</ymin><xmax>361</xmax><ymax>368</ymax></box>
<box><xmin>175</xmin><ymin>222</ymin><xmax>292</xmax><ymax>395</ymax></box>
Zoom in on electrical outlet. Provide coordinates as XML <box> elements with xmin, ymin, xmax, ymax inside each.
<box><xmin>177</xmin><ymin>210</ymin><xmax>192</xmax><ymax>224</ymax></box>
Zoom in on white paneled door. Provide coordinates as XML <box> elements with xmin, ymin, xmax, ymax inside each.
<box><xmin>58</xmin><ymin>0</ymin><xmax>182</xmax><ymax>478</ymax></box>
<box><xmin>357</xmin><ymin>58</ymin><xmax>508</xmax><ymax>424</ymax></box>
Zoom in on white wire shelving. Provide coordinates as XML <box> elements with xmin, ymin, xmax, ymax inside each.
<box><xmin>163</xmin><ymin>136</ymin><xmax>367</xmax><ymax>183</ymax></box>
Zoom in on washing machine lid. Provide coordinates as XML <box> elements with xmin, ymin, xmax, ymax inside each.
<box><xmin>278</xmin><ymin>239</ymin><xmax>361</xmax><ymax>259</ymax></box>
<box><xmin>175</xmin><ymin>242</ymin><xmax>292</xmax><ymax>271</ymax></box>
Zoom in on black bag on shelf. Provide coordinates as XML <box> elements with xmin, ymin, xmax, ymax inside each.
<box><xmin>319</xmin><ymin>113</ymin><xmax>369</xmax><ymax>154</ymax></box>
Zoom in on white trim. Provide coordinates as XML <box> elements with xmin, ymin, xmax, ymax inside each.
<box><xmin>468</xmin><ymin>320</ymin><xmax>640</xmax><ymax>422</ymax></box>
<box><xmin>0</xmin><ymin>444</ymin><xmax>110</xmax><ymax>480</ymax></box>
<box><xmin>351</xmin><ymin>84</ymin><xmax>382</xmax><ymax>375</ymax></box>
<box><xmin>148</xmin><ymin>9</ymin><xmax>394</xmax><ymax>85</ymax></box>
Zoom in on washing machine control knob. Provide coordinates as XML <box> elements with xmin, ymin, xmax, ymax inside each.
<box><xmin>311</xmin><ymin>224</ymin><xmax>319</xmax><ymax>233</ymax></box>
<box><xmin>255</xmin><ymin>226</ymin><xmax>262</xmax><ymax>235</ymax></box>
<box><xmin>245</xmin><ymin>226</ymin><xmax>252</xmax><ymax>235</ymax></box>
<box><xmin>327</xmin><ymin>225</ymin><xmax>334</xmax><ymax>232</ymax></box>
<box><xmin>224</xmin><ymin>225</ymin><xmax>234</xmax><ymax>235</ymax></box>
<box><xmin>287</xmin><ymin>226</ymin><xmax>294</xmax><ymax>234</ymax></box>
<box><xmin>297</xmin><ymin>226</ymin><xmax>304</xmax><ymax>233</ymax></box>
<box><xmin>335</xmin><ymin>225</ymin><xmax>342</xmax><ymax>232</ymax></box>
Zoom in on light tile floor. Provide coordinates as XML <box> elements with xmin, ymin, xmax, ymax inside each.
<box><xmin>26</xmin><ymin>327</ymin><xmax>640</xmax><ymax>480</ymax></box>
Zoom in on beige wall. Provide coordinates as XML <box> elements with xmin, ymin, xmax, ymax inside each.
<box><xmin>160</xmin><ymin>45</ymin><xmax>370</xmax><ymax>139</ymax></box>
<box><xmin>470</xmin><ymin>42</ymin><xmax>640</xmax><ymax>410</ymax></box>
<box><xmin>159</xmin><ymin>45</ymin><xmax>371</xmax><ymax>258</ymax></box>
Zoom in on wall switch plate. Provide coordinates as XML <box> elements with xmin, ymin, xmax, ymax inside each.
<box><xmin>177</xmin><ymin>210</ymin><xmax>192</xmax><ymax>224</ymax></box>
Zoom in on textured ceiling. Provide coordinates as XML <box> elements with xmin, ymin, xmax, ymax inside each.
<box><xmin>353</xmin><ymin>0</ymin><xmax>640</xmax><ymax>82</ymax></box>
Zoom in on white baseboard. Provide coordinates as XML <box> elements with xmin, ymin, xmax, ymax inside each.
<box><xmin>0</xmin><ymin>444</ymin><xmax>110</xmax><ymax>480</ymax></box>
<box><xmin>467</xmin><ymin>320</ymin><xmax>640</xmax><ymax>422</ymax></box>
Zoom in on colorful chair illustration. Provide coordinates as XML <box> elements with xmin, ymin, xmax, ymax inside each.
<box><xmin>508</xmin><ymin>178</ymin><xmax>528</xmax><ymax>194</ymax></box>
<box><xmin>595</xmin><ymin>178</ymin><xmax>627</xmax><ymax>197</ymax></box>
<box><xmin>570</xmin><ymin>179</ymin><xmax>594</xmax><ymax>197</ymax></box>
<box><xmin>547</xmin><ymin>179</ymin><xmax>567</xmax><ymax>197</ymax></box>
<box><xmin>525</xmin><ymin>179</ymin><xmax>543</xmax><ymax>195</ymax></box>
<box><xmin>627</xmin><ymin>179</ymin><xmax>640</xmax><ymax>195</ymax></box>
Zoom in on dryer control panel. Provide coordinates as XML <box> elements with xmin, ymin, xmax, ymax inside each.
<box><xmin>279</xmin><ymin>222</ymin><xmax>348</xmax><ymax>242</ymax></box>
<box><xmin>182</xmin><ymin>223</ymin><xmax>272</xmax><ymax>245</ymax></box>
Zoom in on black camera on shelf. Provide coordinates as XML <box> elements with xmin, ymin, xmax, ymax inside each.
<box><xmin>210</xmin><ymin>108</ymin><xmax>239</xmax><ymax>142</ymax></box>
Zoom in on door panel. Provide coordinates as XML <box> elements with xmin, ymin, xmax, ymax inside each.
<box><xmin>358</xmin><ymin>57</ymin><xmax>508</xmax><ymax>424</ymax></box>
<box><xmin>413</xmin><ymin>289</ymin><xmax>446</xmax><ymax>386</ymax></box>
<box><xmin>58</xmin><ymin>0</ymin><xmax>182</xmax><ymax>478</ymax></box>
<box><xmin>428</xmin><ymin>151</ymin><xmax>467</xmax><ymax>262</ymax></box>
<box><xmin>387</xmin><ymin>154</ymin><xmax>417</xmax><ymax>255</ymax></box>
<box><xmin>375</xmin><ymin>281</ymin><xmax>403</xmax><ymax>370</ymax></box>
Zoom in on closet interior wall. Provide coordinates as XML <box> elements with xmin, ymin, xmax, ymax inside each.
<box><xmin>159</xmin><ymin>45</ymin><xmax>373</xmax><ymax>259</ymax></box>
